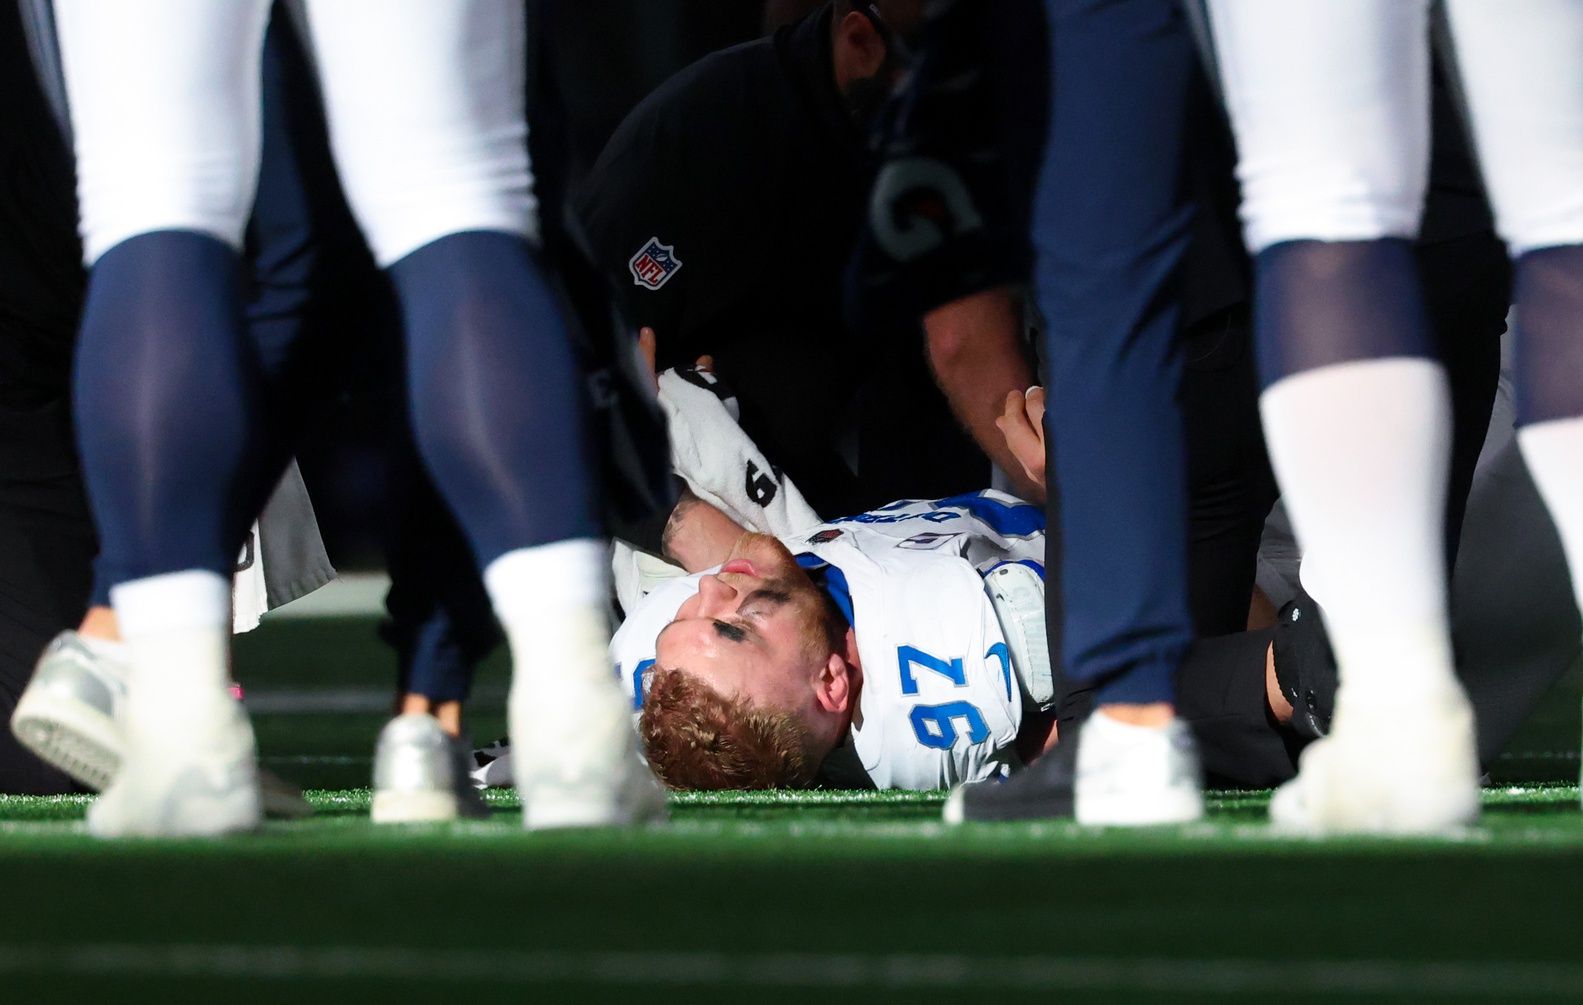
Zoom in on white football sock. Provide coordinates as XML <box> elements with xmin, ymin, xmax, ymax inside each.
<box><xmin>109</xmin><ymin>570</ymin><xmax>232</xmax><ymax>704</ymax></box>
<box><xmin>483</xmin><ymin>538</ymin><xmax>612</xmax><ymax>682</ymax></box>
<box><xmin>1261</xmin><ymin>358</ymin><xmax>1457</xmax><ymax>698</ymax></box>
<box><xmin>1518</xmin><ymin>416</ymin><xmax>1583</xmax><ymax>620</ymax></box>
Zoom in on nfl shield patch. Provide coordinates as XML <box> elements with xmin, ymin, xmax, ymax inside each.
<box><xmin>629</xmin><ymin>237</ymin><xmax>683</xmax><ymax>290</ymax></box>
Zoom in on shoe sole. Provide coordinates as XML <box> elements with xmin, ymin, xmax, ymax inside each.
<box><xmin>1075</xmin><ymin>789</ymin><xmax>1204</xmax><ymax>827</ymax></box>
<box><xmin>11</xmin><ymin>688</ymin><xmax>122</xmax><ymax>791</ymax></box>
<box><xmin>1269</xmin><ymin>773</ymin><xmax>1479</xmax><ymax>835</ymax></box>
<box><xmin>524</xmin><ymin>801</ymin><xmax>661</xmax><ymax>830</ymax></box>
<box><xmin>370</xmin><ymin>788</ymin><xmax>460</xmax><ymax>824</ymax></box>
<box><xmin>524</xmin><ymin>800</ymin><xmax>651</xmax><ymax>830</ymax></box>
<box><xmin>87</xmin><ymin>786</ymin><xmax>263</xmax><ymax>838</ymax></box>
<box><xmin>522</xmin><ymin>782</ymin><xmax>667</xmax><ymax>830</ymax></box>
<box><xmin>1271</xmin><ymin>699</ymin><xmax>1481</xmax><ymax>835</ymax></box>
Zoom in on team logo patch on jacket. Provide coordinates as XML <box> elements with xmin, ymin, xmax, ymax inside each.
<box><xmin>629</xmin><ymin>237</ymin><xmax>683</xmax><ymax>290</ymax></box>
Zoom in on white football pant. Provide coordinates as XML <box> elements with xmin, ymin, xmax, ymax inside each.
<box><xmin>1207</xmin><ymin>0</ymin><xmax>1583</xmax><ymax>255</ymax></box>
<box><xmin>53</xmin><ymin>0</ymin><xmax>536</xmax><ymax>267</ymax></box>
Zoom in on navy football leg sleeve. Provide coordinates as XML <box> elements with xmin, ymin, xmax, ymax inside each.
<box><xmin>389</xmin><ymin>231</ymin><xmax>600</xmax><ymax>566</ymax></box>
<box><xmin>74</xmin><ymin>231</ymin><xmax>264</xmax><ymax>585</ymax></box>
<box><xmin>1512</xmin><ymin>244</ymin><xmax>1583</xmax><ymax>427</ymax></box>
<box><xmin>1253</xmin><ymin>239</ymin><xmax>1438</xmax><ymax>388</ymax></box>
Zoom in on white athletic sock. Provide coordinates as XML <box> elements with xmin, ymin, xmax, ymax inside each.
<box><xmin>1261</xmin><ymin>358</ymin><xmax>1457</xmax><ymax>698</ymax></box>
<box><xmin>109</xmin><ymin>569</ymin><xmax>232</xmax><ymax>705</ymax></box>
<box><xmin>1518</xmin><ymin>416</ymin><xmax>1583</xmax><ymax>621</ymax></box>
<box><xmin>483</xmin><ymin>539</ymin><xmax>612</xmax><ymax>683</ymax></box>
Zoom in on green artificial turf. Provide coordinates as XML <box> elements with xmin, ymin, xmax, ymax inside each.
<box><xmin>1</xmin><ymin>615</ymin><xmax>1580</xmax><ymax>1002</ymax></box>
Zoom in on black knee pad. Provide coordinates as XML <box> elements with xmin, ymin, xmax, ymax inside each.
<box><xmin>1272</xmin><ymin>590</ymin><xmax>1338</xmax><ymax>741</ymax></box>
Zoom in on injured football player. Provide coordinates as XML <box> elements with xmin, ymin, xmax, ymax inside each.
<box><xmin>622</xmin><ymin>491</ymin><xmax>1185</xmax><ymax>791</ymax></box>
<box><xmin>635</xmin><ymin>520</ymin><xmax>1060</xmax><ymax>790</ymax></box>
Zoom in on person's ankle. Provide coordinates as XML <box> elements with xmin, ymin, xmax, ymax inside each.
<box><xmin>1096</xmin><ymin>702</ymin><xmax>1174</xmax><ymax>728</ymax></box>
<box><xmin>79</xmin><ymin>605</ymin><xmax>120</xmax><ymax>641</ymax></box>
<box><xmin>396</xmin><ymin>694</ymin><xmax>463</xmax><ymax>737</ymax></box>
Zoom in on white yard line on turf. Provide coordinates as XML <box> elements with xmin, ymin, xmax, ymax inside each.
<box><xmin>2</xmin><ymin>945</ymin><xmax>1583</xmax><ymax>996</ymax></box>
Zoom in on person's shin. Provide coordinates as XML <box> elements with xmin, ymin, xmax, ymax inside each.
<box><xmin>1254</xmin><ymin>239</ymin><xmax>1456</xmax><ymax>697</ymax></box>
<box><xmin>1512</xmin><ymin>244</ymin><xmax>1583</xmax><ymax>620</ymax></box>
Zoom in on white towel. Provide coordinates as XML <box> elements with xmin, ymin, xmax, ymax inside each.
<box><xmin>612</xmin><ymin>366</ymin><xmax>821</xmax><ymax>611</ymax></box>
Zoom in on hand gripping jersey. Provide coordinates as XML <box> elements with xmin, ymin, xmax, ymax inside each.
<box><xmin>612</xmin><ymin>491</ymin><xmax>1046</xmax><ymax>789</ymax></box>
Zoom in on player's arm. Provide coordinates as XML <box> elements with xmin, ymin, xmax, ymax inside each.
<box><xmin>922</xmin><ymin>285</ymin><xmax>1044</xmax><ymax>501</ymax></box>
<box><xmin>661</xmin><ymin>488</ymin><xmax>748</xmax><ymax>573</ymax></box>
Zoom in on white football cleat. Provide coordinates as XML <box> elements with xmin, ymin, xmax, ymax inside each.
<box><xmin>13</xmin><ymin>631</ymin><xmax>311</xmax><ymax>819</ymax></box>
<box><xmin>1073</xmin><ymin>713</ymin><xmax>1204</xmax><ymax>827</ymax></box>
<box><xmin>371</xmin><ymin>713</ymin><xmax>488</xmax><ymax>824</ymax></box>
<box><xmin>511</xmin><ymin>675</ymin><xmax>666</xmax><ymax>830</ymax></box>
<box><xmin>12</xmin><ymin>632</ymin><xmax>126</xmax><ymax>790</ymax></box>
<box><xmin>1270</xmin><ymin>683</ymin><xmax>1480</xmax><ymax>835</ymax></box>
<box><xmin>86</xmin><ymin>693</ymin><xmax>261</xmax><ymax>838</ymax></box>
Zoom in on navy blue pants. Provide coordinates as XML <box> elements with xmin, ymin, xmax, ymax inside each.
<box><xmin>1036</xmin><ymin>0</ymin><xmax>1196</xmax><ymax>705</ymax></box>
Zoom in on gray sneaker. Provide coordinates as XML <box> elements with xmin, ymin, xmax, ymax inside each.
<box><xmin>12</xmin><ymin>632</ymin><xmax>126</xmax><ymax>790</ymax></box>
<box><xmin>371</xmin><ymin>713</ymin><xmax>489</xmax><ymax>824</ymax></box>
<box><xmin>11</xmin><ymin>630</ymin><xmax>313</xmax><ymax>819</ymax></box>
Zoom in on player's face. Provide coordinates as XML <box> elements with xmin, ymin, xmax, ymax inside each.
<box><xmin>654</xmin><ymin>534</ymin><xmax>834</xmax><ymax>715</ymax></box>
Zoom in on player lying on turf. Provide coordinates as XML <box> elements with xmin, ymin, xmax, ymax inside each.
<box><xmin>629</xmin><ymin>492</ymin><xmax>1055</xmax><ymax>789</ymax></box>
<box><xmin>616</xmin><ymin>489</ymin><xmax>1336</xmax><ymax>793</ymax></box>
<box><xmin>474</xmin><ymin>482</ymin><xmax>1326</xmax><ymax>793</ymax></box>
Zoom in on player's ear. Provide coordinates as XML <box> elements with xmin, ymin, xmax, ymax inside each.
<box><xmin>835</xmin><ymin>10</ymin><xmax>887</xmax><ymax>78</ymax></box>
<box><xmin>813</xmin><ymin>653</ymin><xmax>852</xmax><ymax>715</ymax></box>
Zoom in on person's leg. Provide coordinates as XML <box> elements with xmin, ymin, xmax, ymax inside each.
<box><xmin>0</xmin><ymin>400</ymin><xmax>95</xmax><ymax>795</ymax></box>
<box><xmin>951</xmin><ymin>0</ymin><xmax>1206</xmax><ymax>827</ymax></box>
<box><xmin>7</xmin><ymin>14</ymin><xmax>331</xmax><ymax>813</ymax></box>
<box><xmin>1037</xmin><ymin>0</ymin><xmax>1201</xmax><ymax>825</ymax></box>
<box><xmin>1040</xmin><ymin>0</ymin><xmax>1194</xmax><ymax>711</ymax></box>
<box><xmin>1444</xmin><ymin>0</ymin><xmax>1583</xmax><ymax>634</ymax></box>
<box><xmin>1208</xmin><ymin>0</ymin><xmax>1479</xmax><ymax>833</ymax></box>
<box><xmin>1174</xmin><ymin>627</ymin><xmax>1296</xmax><ymax>788</ymax></box>
<box><xmin>305</xmin><ymin>0</ymin><xmax>659</xmax><ymax>827</ymax></box>
<box><xmin>1419</xmin><ymin>233</ymin><xmax>1509</xmax><ymax>566</ymax></box>
<box><xmin>383</xmin><ymin>451</ymin><xmax>501</xmax><ymax>735</ymax></box>
<box><xmin>53</xmin><ymin>0</ymin><xmax>273</xmax><ymax>836</ymax></box>
<box><xmin>1180</xmin><ymin>307</ymin><xmax>1279</xmax><ymax>635</ymax></box>
<box><xmin>1451</xmin><ymin>442</ymin><xmax>1583</xmax><ymax>765</ymax></box>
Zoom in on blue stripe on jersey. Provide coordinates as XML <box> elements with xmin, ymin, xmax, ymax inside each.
<box><xmin>930</xmin><ymin>493</ymin><xmax>1045</xmax><ymax>536</ymax></box>
<box><xmin>795</xmin><ymin>552</ymin><xmax>855</xmax><ymax>627</ymax></box>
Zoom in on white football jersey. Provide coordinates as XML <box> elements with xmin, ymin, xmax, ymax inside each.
<box><xmin>612</xmin><ymin>490</ymin><xmax>1045</xmax><ymax>789</ymax></box>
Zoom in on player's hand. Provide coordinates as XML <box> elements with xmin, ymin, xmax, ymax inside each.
<box><xmin>639</xmin><ymin>327</ymin><xmax>716</xmax><ymax>389</ymax></box>
<box><xmin>996</xmin><ymin>386</ymin><xmax>1046</xmax><ymax>489</ymax></box>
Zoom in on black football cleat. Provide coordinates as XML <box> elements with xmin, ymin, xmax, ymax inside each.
<box><xmin>942</xmin><ymin>721</ymin><xmax>1079</xmax><ymax>823</ymax></box>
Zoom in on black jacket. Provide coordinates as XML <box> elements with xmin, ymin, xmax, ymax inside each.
<box><xmin>577</xmin><ymin>5</ymin><xmax>870</xmax><ymax>371</ymax></box>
